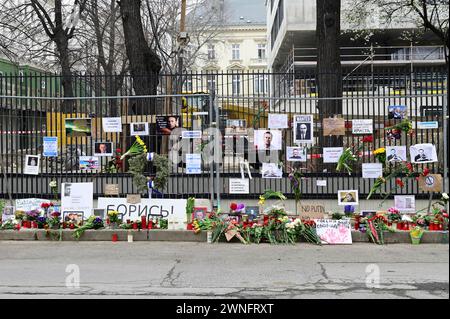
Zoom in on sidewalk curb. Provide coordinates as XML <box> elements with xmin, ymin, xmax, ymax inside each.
<box><xmin>0</xmin><ymin>230</ymin><xmax>447</xmax><ymax>243</ymax></box>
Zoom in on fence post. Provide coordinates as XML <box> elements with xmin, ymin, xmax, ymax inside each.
<box><xmin>209</xmin><ymin>89</ymin><xmax>214</xmax><ymax>208</ymax></box>
<box><xmin>443</xmin><ymin>91</ymin><xmax>448</xmax><ymax>194</ymax></box>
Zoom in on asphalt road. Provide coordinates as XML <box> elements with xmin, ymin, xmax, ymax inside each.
<box><xmin>0</xmin><ymin>242</ymin><xmax>448</xmax><ymax>299</ymax></box>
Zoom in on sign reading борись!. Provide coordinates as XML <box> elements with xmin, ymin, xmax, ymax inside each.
<box><xmin>97</xmin><ymin>198</ymin><xmax>187</xmax><ymax>230</ymax></box>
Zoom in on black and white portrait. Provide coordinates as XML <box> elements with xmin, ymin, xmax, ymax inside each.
<box><xmin>386</xmin><ymin>146</ymin><xmax>407</xmax><ymax>163</ymax></box>
<box><xmin>286</xmin><ymin>146</ymin><xmax>307</xmax><ymax>162</ymax></box>
<box><xmin>294</xmin><ymin>115</ymin><xmax>314</xmax><ymax>144</ymax></box>
<box><xmin>410</xmin><ymin>144</ymin><xmax>438</xmax><ymax>164</ymax></box>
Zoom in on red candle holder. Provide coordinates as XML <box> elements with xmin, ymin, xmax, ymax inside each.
<box><xmin>141</xmin><ymin>216</ymin><xmax>147</xmax><ymax>229</ymax></box>
<box><xmin>397</xmin><ymin>222</ymin><xmax>403</xmax><ymax>230</ymax></box>
<box><xmin>69</xmin><ymin>223</ymin><xmax>75</xmax><ymax>230</ymax></box>
<box><xmin>126</xmin><ymin>219</ymin><xmax>131</xmax><ymax>224</ymax></box>
<box><xmin>148</xmin><ymin>221</ymin><xmax>153</xmax><ymax>229</ymax></box>
<box><xmin>132</xmin><ymin>222</ymin><xmax>138</xmax><ymax>230</ymax></box>
<box><xmin>187</xmin><ymin>223</ymin><xmax>193</xmax><ymax>230</ymax></box>
<box><xmin>112</xmin><ymin>233</ymin><xmax>118</xmax><ymax>242</ymax></box>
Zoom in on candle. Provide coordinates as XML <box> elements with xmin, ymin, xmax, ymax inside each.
<box><xmin>132</xmin><ymin>222</ymin><xmax>138</xmax><ymax>230</ymax></box>
<box><xmin>148</xmin><ymin>221</ymin><xmax>153</xmax><ymax>229</ymax></box>
<box><xmin>112</xmin><ymin>233</ymin><xmax>118</xmax><ymax>242</ymax></box>
<box><xmin>70</xmin><ymin>223</ymin><xmax>75</xmax><ymax>230</ymax></box>
<box><xmin>141</xmin><ymin>216</ymin><xmax>147</xmax><ymax>229</ymax></box>
<box><xmin>127</xmin><ymin>233</ymin><xmax>133</xmax><ymax>243</ymax></box>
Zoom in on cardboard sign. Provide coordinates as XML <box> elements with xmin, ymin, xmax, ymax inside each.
<box><xmin>229</xmin><ymin>178</ymin><xmax>250</xmax><ymax>194</ymax></box>
<box><xmin>104</xmin><ymin>184</ymin><xmax>120</xmax><ymax>196</ymax></box>
<box><xmin>97</xmin><ymin>198</ymin><xmax>187</xmax><ymax>230</ymax></box>
<box><xmin>300</xmin><ymin>205</ymin><xmax>325</xmax><ymax>219</ymax></box>
<box><xmin>323</xmin><ymin>118</ymin><xmax>345</xmax><ymax>136</ymax></box>
<box><xmin>314</xmin><ymin>219</ymin><xmax>352</xmax><ymax>244</ymax></box>
<box><xmin>418</xmin><ymin>174</ymin><xmax>442</xmax><ymax>193</ymax></box>
<box><xmin>127</xmin><ymin>194</ymin><xmax>141</xmax><ymax>204</ymax></box>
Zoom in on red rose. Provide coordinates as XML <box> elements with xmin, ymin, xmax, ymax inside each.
<box><xmin>116</xmin><ymin>148</ymin><xmax>122</xmax><ymax>153</ymax></box>
<box><xmin>230</xmin><ymin>203</ymin><xmax>238</xmax><ymax>211</ymax></box>
<box><xmin>406</xmin><ymin>162</ymin><xmax>413</xmax><ymax>172</ymax></box>
<box><xmin>422</xmin><ymin>168</ymin><xmax>430</xmax><ymax>177</ymax></box>
<box><xmin>362</xmin><ymin>135</ymin><xmax>373</xmax><ymax>143</ymax></box>
<box><xmin>395</xmin><ymin>178</ymin><xmax>404</xmax><ymax>188</ymax></box>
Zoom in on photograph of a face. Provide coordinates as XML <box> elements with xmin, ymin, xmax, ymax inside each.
<box><xmin>156</xmin><ymin>116</ymin><xmax>180</xmax><ymax>135</ymax></box>
<box><xmin>65</xmin><ymin>118</ymin><xmax>91</xmax><ymax>137</ymax></box>
<box><xmin>130</xmin><ymin>122</ymin><xmax>149</xmax><ymax>136</ymax></box>
<box><xmin>2</xmin><ymin>206</ymin><xmax>14</xmax><ymax>223</ymax></box>
<box><xmin>94</xmin><ymin>142</ymin><xmax>113</xmax><ymax>156</ymax></box>
<box><xmin>63</xmin><ymin>211</ymin><xmax>84</xmax><ymax>224</ymax></box>
<box><xmin>386</xmin><ymin>146</ymin><xmax>407</xmax><ymax>162</ymax></box>
<box><xmin>286</xmin><ymin>146</ymin><xmax>307</xmax><ymax>162</ymax></box>
<box><xmin>262</xmin><ymin>163</ymin><xmax>283</xmax><ymax>179</ymax></box>
<box><xmin>294</xmin><ymin>114</ymin><xmax>314</xmax><ymax>144</ymax></box>
<box><xmin>338</xmin><ymin>190</ymin><xmax>359</xmax><ymax>206</ymax></box>
<box><xmin>388</xmin><ymin>105</ymin><xmax>407</xmax><ymax>119</ymax></box>
<box><xmin>410</xmin><ymin>144</ymin><xmax>438</xmax><ymax>163</ymax></box>
<box><xmin>245</xmin><ymin>206</ymin><xmax>259</xmax><ymax>221</ymax></box>
<box><xmin>193</xmin><ymin>207</ymin><xmax>208</xmax><ymax>220</ymax></box>
<box><xmin>24</xmin><ymin>155</ymin><xmax>40</xmax><ymax>175</ymax></box>
<box><xmin>79</xmin><ymin>156</ymin><xmax>100</xmax><ymax>170</ymax></box>
<box><xmin>254</xmin><ymin>130</ymin><xmax>282</xmax><ymax>150</ymax></box>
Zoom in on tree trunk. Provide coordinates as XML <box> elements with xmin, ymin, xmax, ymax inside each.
<box><xmin>316</xmin><ymin>0</ymin><xmax>343</xmax><ymax>150</ymax></box>
<box><xmin>55</xmin><ymin>37</ymin><xmax>75</xmax><ymax>113</ymax></box>
<box><xmin>119</xmin><ymin>0</ymin><xmax>162</xmax><ymax>116</ymax></box>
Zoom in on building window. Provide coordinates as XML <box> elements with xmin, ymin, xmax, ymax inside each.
<box><xmin>232</xmin><ymin>44</ymin><xmax>240</xmax><ymax>60</ymax></box>
<box><xmin>183</xmin><ymin>78</ymin><xmax>193</xmax><ymax>92</ymax></box>
<box><xmin>232</xmin><ymin>74</ymin><xmax>241</xmax><ymax>95</ymax></box>
<box><xmin>257</xmin><ymin>44</ymin><xmax>266</xmax><ymax>59</ymax></box>
<box><xmin>207</xmin><ymin>44</ymin><xmax>215</xmax><ymax>60</ymax></box>
<box><xmin>207</xmin><ymin>74</ymin><xmax>217</xmax><ymax>91</ymax></box>
<box><xmin>254</xmin><ymin>74</ymin><xmax>269</xmax><ymax>94</ymax></box>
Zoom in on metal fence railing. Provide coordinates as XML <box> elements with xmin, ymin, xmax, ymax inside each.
<box><xmin>0</xmin><ymin>67</ymin><xmax>447</xmax><ymax>200</ymax></box>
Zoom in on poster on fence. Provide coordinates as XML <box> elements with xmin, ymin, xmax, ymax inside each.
<box><xmin>352</xmin><ymin>119</ymin><xmax>373</xmax><ymax>134</ymax></box>
<box><xmin>61</xmin><ymin>183</ymin><xmax>93</xmax><ymax>219</ymax></box>
<box><xmin>43</xmin><ymin>137</ymin><xmax>58</xmax><ymax>157</ymax></box>
<box><xmin>102</xmin><ymin>117</ymin><xmax>122</xmax><ymax>132</ymax></box>
<box><xmin>24</xmin><ymin>155</ymin><xmax>40</xmax><ymax>175</ymax></box>
<box><xmin>97</xmin><ymin>198</ymin><xmax>187</xmax><ymax>230</ymax></box>
<box><xmin>323</xmin><ymin>118</ymin><xmax>345</xmax><ymax>136</ymax></box>
<box><xmin>313</xmin><ymin>219</ymin><xmax>352</xmax><ymax>244</ymax></box>
<box><xmin>268</xmin><ymin>114</ymin><xmax>288</xmax><ymax>129</ymax></box>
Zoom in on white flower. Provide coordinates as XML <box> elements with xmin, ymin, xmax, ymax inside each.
<box><xmin>442</xmin><ymin>193</ymin><xmax>449</xmax><ymax>200</ymax></box>
<box><xmin>49</xmin><ymin>181</ymin><xmax>57</xmax><ymax>188</ymax></box>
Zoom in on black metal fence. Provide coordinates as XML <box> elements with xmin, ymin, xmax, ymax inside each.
<box><xmin>0</xmin><ymin>66</ymin><xmax>447</xmax><ymax>200</ymax></box>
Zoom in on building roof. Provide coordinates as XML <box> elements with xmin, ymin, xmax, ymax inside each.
<box><xmin>223</xmin><ymin>0</ymin><xmax>266</xmax><ymax>25</ymax></box>
<box><xmin>188</xmin><ymin>0</ymin><xmax>266</xmax><ymax>27</ymax></box>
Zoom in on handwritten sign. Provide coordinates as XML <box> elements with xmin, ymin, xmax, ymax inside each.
<box><xmin>104</xmin><ymin>184</ymin><xmax>119</xmax><ymax>196</ymax></box>
<box><xmin>97</xmin><ymin>198</ymin><xmax>187</xmax><ymax>230</ymax></box>
<box><xmin>102</xmin><ymin>117</ymin><xmax>122</xmax><ymax>132</ymax></box>
<box><xmin>268</xmin><ymin>114</ymin><xmax>288</xmax><ymax>129</ymax></box>
<box><xmin>300</xmin><ymin>205</ymin><xmax>325</xmax><ymax>219</ymax></box>
<box><xmin>352</xmin><ymin>119</ymin><xmax>373</xmax><ymax>134</ymax></box>
<box><xmin>126</xmin><ymin>194</ymin><xmax>141</xmax><ymax>204</ymax></box>
<box><xmin>229</xmin><ymin>178</ymin><xmax>250</xmax><ymax>194</ymax></box>
<box><xmin>314</xmin><ymin>219</ymin><xmax>352</xmax><ymax>244</ymax></box>
<box><xmin>418</xmin><ymin>174</ymin><xmax>442</xmax><ymax>193</ymax></box>
<box><xmin>323</xmin><ymin>118</ymin><xmax>345</xmax><ymax>136</ymax></box>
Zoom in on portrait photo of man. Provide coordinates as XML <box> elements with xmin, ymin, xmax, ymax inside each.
<box><xmin>414</xmin><ymin>149</ymin><xmax>430</xmax><ymax>162</ymax></box>
<box><xmin>387</xmin><ymin>148</ymin><xmax>403</xmax><ymax>162</ymax></box>
<box><xmin>286</xmin><ymin>146</ymin><xmax>307</xmax><ymax>162</ymax></box>
<box><xmin>94</xmin><ymin>142</ymin><xmax>113</xmax><ymax>156</ymax></box>
<box><xmin>293</xmin><ymin>115</ymin><xmax>314</xmax><ymax>144</ymax></box>
<box><xmin>255</xmin><ymin>130</ymin><xmax>282</xmax><ymax>150</ymax></box>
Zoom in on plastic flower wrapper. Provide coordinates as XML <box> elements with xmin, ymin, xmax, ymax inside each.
<box><xmin>336</xmin><ymin>136</ymin><xmax>374</xmax><ymax>175</ymax></box>
<box><xmin>410</xmin><ymin>226</ymin><xmax>424</xmax><ymax>238</ymax></box>
<box><xmin>120</xmin><ymin>136</ymin><xmax>148</xmax><ymax>160</ymax></box>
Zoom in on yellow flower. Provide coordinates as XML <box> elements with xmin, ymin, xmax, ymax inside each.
<box><xmin>258</xmin><ymin>195</ymin><xmax>266</xmax><ymax>206</ymax></box>
<box><xmin>373</xmin><ymin>147</ymin><xmax>385</xmax><ymax>155</ymax></box>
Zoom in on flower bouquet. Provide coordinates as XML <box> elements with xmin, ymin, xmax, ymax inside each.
<box><xmin>73</xmin><ymin>216</ymin><xmax>104</xmax><ymax>239</ymax></box>
<box><xmin>409</xmin><ymin>226</ymin><xmax>424</xmax><ymax>245</ymax></box>
<box><xmin>107</xmin><ymin>210</ymin><xmax>120</xmax><ymax>228</ymax></box>
<box><xmin>373</xmin><ymin>147</ymin><xmax>386</xmax><ymax>164</ymax></box>
<box><xmin>385</xmin><ymin>118</ymin><xmax>413</xmax><ymax>135</ymax></box>
<box><xmin>120</xmin><ymin>136</ymin><xmax>148</xmax><ymax>160</ymax></box>
<box><xmin>336</xmin><ymin>136</ymin><xmax>373</xmax><ymax>175</ymax></box>
<box><xmin>48</xmin><ymin>212</ymin><xmax>61</xmax><ymax>229</ymax></box>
